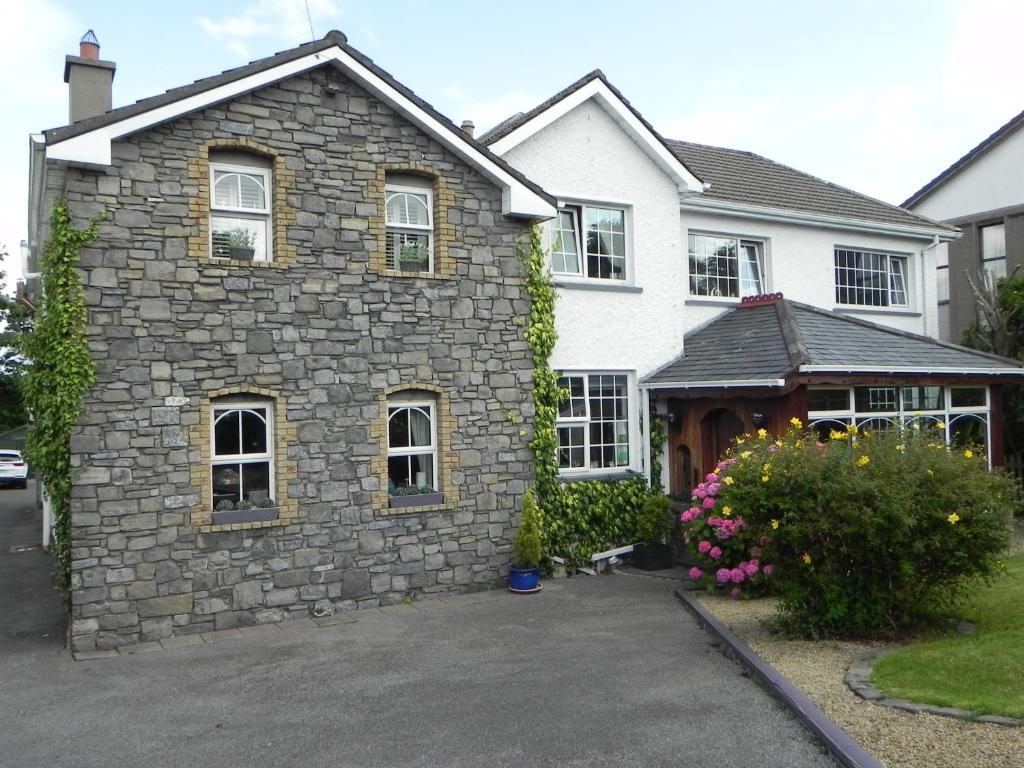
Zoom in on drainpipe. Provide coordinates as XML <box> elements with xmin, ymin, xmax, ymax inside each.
<box><xmin>921</xmin><ymin>235</ymin><xmax>940</xmax><ymax>338</ymax></box>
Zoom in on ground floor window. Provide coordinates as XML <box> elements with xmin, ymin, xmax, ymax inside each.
<box><xmin>212</xmin><ymin>401</ymin><xmax>274</xmax><ymax>506</ymax></box>
<box><xmin>388</xmin><ymin>398</ymin><xmax>438</xmax><ymax>495</ymax></box>
<box><xmin>807</xmin><ymin>384</ymin><xmax>990</xmax><ymax>456</ymax></box>
<box><xmin>556</xmin><ymin>372</ymin><xmax>632</xmax><ymax>473</ymax></box>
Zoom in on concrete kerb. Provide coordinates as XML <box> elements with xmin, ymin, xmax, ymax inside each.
<box><xmin>846</xmin><ymin>649</ymin><xmax>1023</xmax><ymax>728</ymax></box>
<box><xmin>673</xmin><ymin>588</ymin><xmax>883</xmax><ymax>768</ymax></box>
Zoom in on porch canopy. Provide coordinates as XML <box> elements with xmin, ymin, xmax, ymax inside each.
<box><xmin>642</xmin><ymin>293</ymin><xmax>1024</xmax><ymax>495</ymax></box>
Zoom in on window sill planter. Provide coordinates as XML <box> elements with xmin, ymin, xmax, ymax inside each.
<box><xmin>508</xmin><ymin>565</ymin><xmax>542</xmax><ymax>594</ymax></box>
<box><xmin>229</xmin><ymin>247</ymin><xmax>255</xmax><ymax>260</ymax></box>
<box><xmin>212</xmin><ymin>505</ymin><xmax>279</xmax><ymax>525</ymax></box>
<box><xmin>398</xmin><ymin>260</ymin><xmax>428</xmax><ymax>273</ymax></box>
<box><xmin>631</xmin><ymin>543</ymin><xmax>674</xmax><ymax>571</ymax></box>
<box><xmin>388</xmin><ymin>492</ymin><xmax>443</xmax><ymax>509</ymax></box>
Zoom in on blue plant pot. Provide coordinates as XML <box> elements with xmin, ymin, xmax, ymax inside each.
<box><xmin>508</xmin><ymin>565</ymin><xmax>542</xmax><ymax>593</ymax></box>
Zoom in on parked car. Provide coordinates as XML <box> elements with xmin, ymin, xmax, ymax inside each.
<box><xmin>0</xmin><ymin>450</ymin><xmax>28</xmax><ymax>489</ymax></box>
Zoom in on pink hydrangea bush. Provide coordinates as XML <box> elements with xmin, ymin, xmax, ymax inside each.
<box><xmin>684</xmin><ymin>422</ymin><xmax>1015</xmax><ymax>637</ymax></box>
<box><xmin>680</xmin><ymin>461</ymin><xmax>775</xmax><ymax>597</ymax></box>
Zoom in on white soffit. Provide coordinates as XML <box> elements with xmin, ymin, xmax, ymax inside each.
<box><xmin>488</xmin><ymin>79</ymin><xmax>704</xmax><ymax>194</ymax></box>
<box><xmin>46</xmin><ymin>46</ymin><xmax>554</xmax><ymax>219</ymax></box>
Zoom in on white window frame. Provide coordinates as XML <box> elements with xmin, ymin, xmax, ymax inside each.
<box><xmin>387</xmin><ymin>399</ymin><xmax>439</xmax><ymax>492</ymax></box>
<box><xmin>548</xmin><ymin>201</ymin><xmax>631</xmax><ymax>283</ymax></box>
<box><xmin>385</xmin><ymin>184</ymin><xmax>434</xmax><ymax>273</ymax></box>
<box><xmin>834</xmin><ymin>247</ymin><xmax>911</xmax><ymax>309</ymax></box>
<box><xmin>210</xmin><ymin>162</ymin><xmax>273</xmax><ymax>262</ymax></box>
<box><xmin>687</xmin><ymin>231</ymin><xmax>768</xmax><ymax>300</ymax></box>
<box><xmin>807</xmin><ymin>384</ymin><xmax>991</xmax><ymax>464</ymax></box>
<box><xmin>555</xmin><ymin>370</ymin><xmax>638</xmax><ymax>477</ymax></box>
<box><xmin>210</xmin><ymin>401</ymin><xmax>275</xmax><ymax>505</ymax></box>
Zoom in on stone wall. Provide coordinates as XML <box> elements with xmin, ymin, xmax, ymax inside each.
<box><xmin>61</xmin><ymin>65</ymin><xmax>535</xmax><ymax>651</ymax></box>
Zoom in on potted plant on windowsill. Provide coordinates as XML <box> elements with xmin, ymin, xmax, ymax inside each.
<box><xmin>227</xmin><ymin>227</ymin><xmax>256</xmax><ymax>260</ymax></box>
<box><xmin>509</xmin><ymin>489</ymin><xmax>542</xmax><ymax>593</ymax></box>
<box><xmin>632</xmin><ymin>493</ymin><xmax>673</xmax><ymax>571</ymax></box>
<box><xmin>212</xmin><ymin>496</ymin><xmax>279</xmax><ymax>524</ymax></box>
<box><xmin>389</xmin><ymin>484</ymin><xmax>444</xmax><ymax>509</ymax></box>
<box><xmin>398</xmin><ymin>243</ymin><xmax>429</xmax><ymax>273</ymax></box>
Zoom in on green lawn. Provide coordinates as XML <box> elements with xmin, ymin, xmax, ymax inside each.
<box><xmin>871</xmin><ymin>553</ymin><xmax>1024</xmax><ymax>719</ymax></box>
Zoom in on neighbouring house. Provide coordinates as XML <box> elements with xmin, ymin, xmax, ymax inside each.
<box><xmin>26</xmin><ymin>30</ymin><xmax>553</xmax><ymax>652</ymax></box>
<box><xmin>483</xmin><ymin>71</ymin><xmax>1024</xmax><ymax>497</ymax></box>
<box><xmin>904</xmin><ymin>108</ymin><xmax>1024</xmax><ymax>342</ymax></box>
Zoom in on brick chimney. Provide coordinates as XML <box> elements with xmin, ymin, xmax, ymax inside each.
<box><xmin>63</xmin><ymin>30</ymin><xmax>116</xmax><ymax>123</ymax></box>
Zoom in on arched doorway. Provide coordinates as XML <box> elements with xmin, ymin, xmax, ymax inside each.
<box><xmin>671</xmin><ymin>444</ymin><xmax>695</xmax><ymax>497</ymax></box>
<box><xmin>700</xmin><ymin>408</ymin><xmax>745</xmax><ymax>477</ymax></box>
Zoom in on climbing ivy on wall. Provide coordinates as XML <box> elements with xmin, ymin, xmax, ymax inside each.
<box><xmin>519</xmin><ymin>223</ymin><xmax>562</xmax><ymax>512</ymax></box>
<box><xmin>518</xmin><ymin>223</ymin><xmax>658</xmax><ymax>567</ymax></box>
<box><xmin>648</xmin><ymin>403</ymin><xmax>667</xmax><ymax>492</ymax></box>
<box><xmin>24</xmin><ymin>202</ymin><xmax>98</xmax><ymax>598</ymax></box>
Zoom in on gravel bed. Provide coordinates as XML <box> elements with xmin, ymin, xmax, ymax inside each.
<box><xmin>695</xmin><ymin>595</ymin><xmax>1023</xmax><ymax>768</ymax></box>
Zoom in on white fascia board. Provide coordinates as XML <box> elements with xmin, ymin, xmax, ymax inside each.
<box><xmin>489</xmin><ymin>79</ymin><xmax>703</xmax><ymax>194</ymax></box>
<box><xmin>798</xmin><ymin>365</ymin><xmax>1024</xmax><ymax>376</ymax></box>
<box><xmin>28</xmin><ymin>134</ymin><xmax>47</xmax><ymax>252</ymax></box>
<box><xmin>642</xmin><ymin>379</ymin><xmax>787</xmax><ymax>390</ymax></box>
<box><xmin>681</xmin><ymin>196</ymin><xmax>957</xmax><ymax>241</ymax></box>
<box><xmin>46</xmin><ymin>47</ymin><xmax>554</xmax><ymax>220</ymax></box>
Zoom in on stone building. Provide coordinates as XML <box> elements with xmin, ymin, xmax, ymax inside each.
<box><xmin>27</xmin><ymin>31</ymin><xmax>554</xmax><ymax>651</ymax></box>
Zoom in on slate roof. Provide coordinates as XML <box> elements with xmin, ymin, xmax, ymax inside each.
<box><xmin>666</xmin><ymin>140</ymin><xmax>953</xmax><ymax>232</ymax></box>
<box><xmin>480</xmin><ymin>70</ymin><xmax>952</xmax><ymax>233</ymax></box>
<box><xmin>643</xmin><ymin>298</ymin><xmax>1023</xmax><ymax>387</ymax></box>
<box><xmin>44</xmin><ymin>31</ymin><xmax>553</xmax><ymax>207</ymax></box>
<box><xmin>902</xmin><ymin>107</ymin><xmax>1024</xmax><ymax>209</ymax></box>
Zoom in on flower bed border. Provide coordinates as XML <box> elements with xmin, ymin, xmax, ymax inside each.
<box><xmin>673</xmin><ymin>588</ymin><xmax>882</xmax><ymax>768</ymax></box>
<box><xmin>845</xmin><ymin>650</ymin><xmax>1022</xmax><ymax>728</ymax></box>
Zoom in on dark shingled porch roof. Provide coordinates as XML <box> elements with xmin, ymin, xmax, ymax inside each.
<box><xmin>643</xmin><ymin>298</ymin><xmax>1024</xmax><ymax>387</ymax></box>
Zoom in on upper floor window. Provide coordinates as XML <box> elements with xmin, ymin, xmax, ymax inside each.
<box><xmin>210</xmin><ymin>160</ymin><xmax>272</xmax><ymax>261</ymax></box>
<box><xmin>551</xmin><ymin>203</ymin><xmax>627</xmax><ymax>280</ymax></box>
<box><xmin>689</xmin><ymin>233</ymin><xmax>764</xmax><ymax>298</ymax></box>
<box><xmin>556</xmin><ymin>373</ymin><xmax>631</xmax><ymax>473</ymax></box>
<box><xmin>834</xmin><ymin>247</ymin><xmax>908</xmax><ymax>308</ymax></box>
<box><xmin>980</xmin><ymin>223</ymin><xmax>1006</xmax><ymax>281</ymax></box>
<box><xmin>386</xmin><ymin>182</ymin><xmax>433</xmax><ymax>274</ymax></box>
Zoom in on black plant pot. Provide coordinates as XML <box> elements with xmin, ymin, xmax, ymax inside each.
<box><xmin>229</xmin><ymin>247</ymin><xmax>255</xmax><ymax>260</ymax></box>
<box><xmin>632</xmin><ymin>543</ymin><xmax>674</xmax><ymax>571</ymax></box>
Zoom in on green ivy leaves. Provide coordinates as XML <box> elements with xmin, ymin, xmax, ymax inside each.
<box><xmin>23</xmin><ymin>202</ymin><xmax>98</xmax><ymax>600</ymax></box>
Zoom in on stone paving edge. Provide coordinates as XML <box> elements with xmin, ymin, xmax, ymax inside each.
<box><xmin>673</xmin><ymin>588</ymin><xmax>882</xmax><ymax>768</ymax></box>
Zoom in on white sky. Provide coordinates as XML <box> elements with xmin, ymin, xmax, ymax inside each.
<box><xmin>2</xmin><ymin>0</ymin><xmax>1023</xmax><ymax>288</ymax></box>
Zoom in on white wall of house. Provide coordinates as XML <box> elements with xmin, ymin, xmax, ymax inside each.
<box><xmin>679</xmin><ymin>209</ymin><xmax>940</xmax><ymax>337</ymax></box>
<box><xmin>502</xmin><ymin>98</ymin><xmax>686</xmax><ymax>379</ymax></box>
<box><xmin>912</xmin><ymin>127</ymin><xmax>1024</xmax><ymax>221</ymax></box>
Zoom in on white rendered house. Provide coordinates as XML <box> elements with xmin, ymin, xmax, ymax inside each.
<box><xmin>483</xmin><ymin>72</ymin><xmax>1022</xmax><ymax>492</ymax></box>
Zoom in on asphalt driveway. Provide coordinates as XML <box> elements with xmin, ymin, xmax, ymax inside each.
<box><xmin>0</xmin><ymin>480</ymin><xmax>65</xmax><ymax>653</ymax></box>
<box><xmin>0</xmin><ymin>570</ymin><xmax>836</xmax><ymax>768</ymax></box>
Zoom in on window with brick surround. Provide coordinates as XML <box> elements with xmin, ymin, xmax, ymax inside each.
<box><xmin>211</xmin><ymin>398</ymin><xmax>276</xmax><ymax>520</ymax></box>
<box><xmin>385</xmin><ymin>175</ymin><xmax>433</xmax><ymax>274</ymax></box>
<box><xmin>387</xmin><ymin>395</ymin><xmax>438</xmax><ymax>499</ymax></box>
<box><xmin>210</xmin><ymin>152</ymin><xmax>272</xmax><ymax>262</ymax></box>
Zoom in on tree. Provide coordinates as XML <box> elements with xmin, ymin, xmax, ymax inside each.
<box><xmin>961</xmin><ymin>267</ymin><xmax>1024</xmax><ymax>455</ymax></box>
<box><xmin>0</xmin><ymin>245</ymin><xmax>32</xmax><ymax>432</ymax></box>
